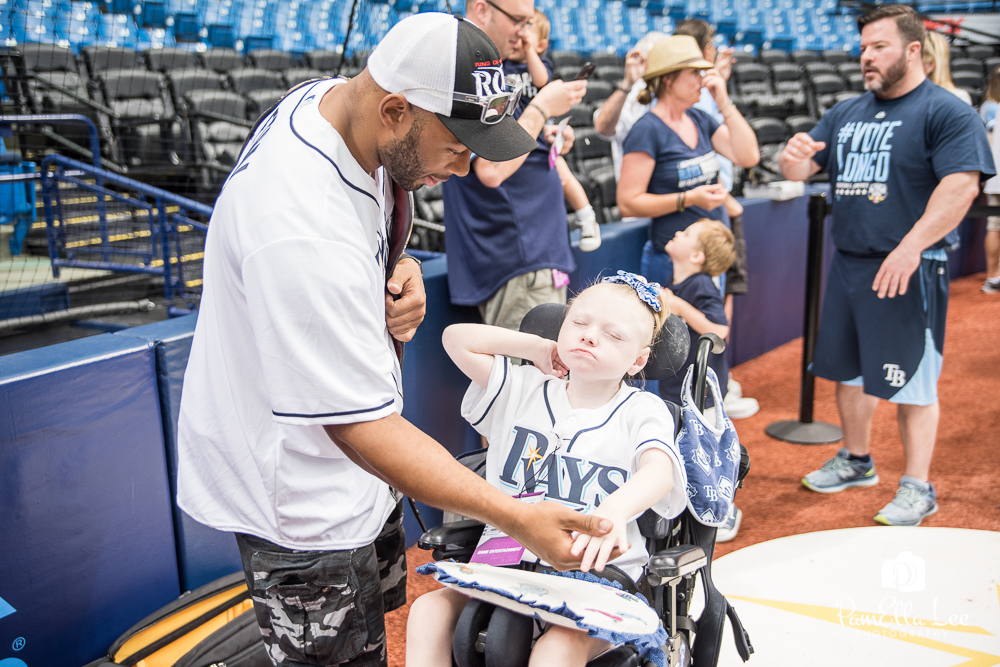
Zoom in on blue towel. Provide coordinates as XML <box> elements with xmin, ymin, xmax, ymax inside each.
<box><xmin>677</xmin><ymin>366</ymin><xmax>741</xmax><ymax>526</ymax></box>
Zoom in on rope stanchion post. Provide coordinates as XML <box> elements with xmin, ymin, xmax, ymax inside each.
<box><xmin>765</xmin><ymin>192</ymin><xmax>844</xmax><ymax>445</ymax></box>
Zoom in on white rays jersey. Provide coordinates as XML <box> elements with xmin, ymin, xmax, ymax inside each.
<box><xmin>462</xmin><ymin>356</ymin><xmax>688</xmax><ymax>582</ymax></box>
<box><xmin>177</xmin><ymin>78</ymin><xmax>405</xmax><ymax>551</ymax></box>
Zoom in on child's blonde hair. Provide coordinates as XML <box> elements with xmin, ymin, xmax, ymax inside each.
<box><xmin>693</xmin><ymin>218</ymin><xmax>736</xmax><ymax>277</ymax></box>
<box><xmin>532</xmin><ymin>10</ymin><xmax>550</xmax><ymax>53</ymax></box>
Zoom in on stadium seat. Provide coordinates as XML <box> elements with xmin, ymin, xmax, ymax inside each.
<box><xmin>836</xmin><ymin>61</ymin><xmax>861</xmax><ymax>76</ymax></box>
<box><xmin>227</xmin><ymin>69</ymin><xmax>286</xmax><ymax>117</ymax></box>
<box><xmin>846</xmin><ymin>71</ymin><xmax>865</xmax><ymax>92</ymax></box>
<box><xmin>556</xmin><ymin>102</ymin><xmax>593</xmax><ymax>128</ymax></box>
<box><xmin>770</xmin><ymin>62</ymin><xmax>802</xmax><ymax>82</ymax></box>
<box><xmin>583</xmin><ymin>80</ymin><xmax>613</xmax><ymax>104</ymax></box>
<box><xmin>199</xmin><ymin>48</ymin><xmax>246</xmax><ymax>73</ymax></box>
<box><xmin>307</xmin><ymin>50</ymin><xmax>342</xmax><ymax>72</ymax></box>
<box><xmin>249</xmin><ymin>48</ymin><xmax>295</xmax><ymax>71</ymax></box>
<box><xmin>556</xmin><ymin>64</ymin><xmax>582</xmax><ymax>81</ymax></box>
<box><xmin>821</xmin><ymin>49</ymin><xmax>849</xmax><ymax>64</ymax></box>
<box><xmin>415</xmin><ymin>181</ymin><xmax>444</xmax><ymax>225</ymax></box>
<box><xmin>571</xmin><ymin>126</ymin><xmax>612</xmax><ymax>170</ymax></box>
<box><xmin>21</xmin><ymin>42</ymin><xmax>76</xmax><ymax>72</ymax></box>
<box><xmin>145</xmin><ymin>47</ymin><xmax>200</xmax><ymax>71</ymax></box>
<box><xmin>551</xmin><ymin>51</ymin><xmax>583</xmax><ymax>68</ymax></box>
<box><xmin>589</xmin><ymin>53</ymin><xmax>623</xmax><ymax>68</ymax></box>
<box><xmin>952</xmin><ymin>70</ymin><xmax>984</xmax><ymax>90</ymax></box>
<box><xmin>168</xmin><ymin>68</ymin><xmax>224</xmax><ymax>103</ymax></box>
<box><xmin>82</xmin><ymin>45</ymin><xmax>140</xmax><ymax>76</ymax></box>
<box><xmin>965</xmin><ymin>44</ymin><xmax>994</xmax><ymax>61</ymax></box>
<box><xmin>19</xmin><ymin>43</ymin><xmax>94</xmax><ymax>116</ymax></box>
<box><xmin>951</xmin><ymin>58</ymin><xmax>984</xmax><ymax>75</ymax></box>
<box><xmin>749</xmin><ymin>116</ymin><xmax>787</xmax><ymax>144</ymax></box>
<box><xmin>595</xmin><ymin>65</ymin><xmax>625</xmax><ymax>82</ymax></box>
<box><xmin>100</xmin><ymin>67</ymin><xmax>177</xmax><ymax>165</ymax></box>
<box><xmin>759</xmin><ymin>48</ymin><xmax>789</xmax><ymax>64</ymax></box>
<box><xmin>738</xmin><ymin>80</ymin><xmax>772</xmax><ymax>95</ymax></box>
<box><xmin>186</xmin><ymin>90</ymin><xmax>249</xmax><ymax>183</ymax></box>
<box><xmin>803</xmin><ymin>61</ymin><xmax>837</xmax><ymax>80</ymax></box>
<box><xmin>589</xmin><ymin>165</ymin><xmax>618</xmax><ymax>224</ymax></box>
<box><xmin>775</xmin><ymin>79</ymin><xmax>805</xmax><ymax>95</ymax></box>
<box><xmin>811</xmin><ymin>72</ymin><xmax>844</xmax><ymax>94</ymax></box>
<box><xmin>284</xmin><ymin>68</ymin><xmax>325</xmax><ymax>87</ymax></box>
<box><xmin>353</xmin><ymin>49</ymin><xmax>372</xmax><ymax>67</ymax></box>
<box><xmin>791</xmin><ymin>49</ymin><xmax>820</xmax><ymax>64</ymax></box>
<box><xmin>785</xmin><ymin>115</ymin><xmax>816</xmax><ymax>134</ymax></box>
<box><xmin>984</xmin><ymin>57</ymin><xmax>1000</xmax><ymax>78</ymax></box>
<box><xmin>734</xmin><ymin>62</ymin><xmax>769</xmax><ymax>84</ymax></box>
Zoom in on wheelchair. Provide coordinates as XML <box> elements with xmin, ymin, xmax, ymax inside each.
<box><xmin>417</xmin><ymin>303</ymin><xmax>754</xmax><ymax>667</ymax></box>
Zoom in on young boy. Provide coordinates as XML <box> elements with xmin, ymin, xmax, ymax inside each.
<box><xmin>656</xmin><ymin>218</ymin><xmax>741</xmax><ymax>541</ymax></box>
<box><xmin>505</xmin><ymin>10</ymin><xmax>602</xmax><ymax>251</ymax></box>
<box><xmin>657</xmin><ymin>218</ymin><xmax>735</xmax><ymax>406</ymax></box>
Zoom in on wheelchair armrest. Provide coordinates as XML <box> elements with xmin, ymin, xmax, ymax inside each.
<box><xmin>646</xmin><ymin>545</ymin><xmax>707</xmax><ymax>586</ymax></box>
<box><xmin>417</xmin><ymin>519</ymin><xmax>486</xmax><ymax>551</ymax></box>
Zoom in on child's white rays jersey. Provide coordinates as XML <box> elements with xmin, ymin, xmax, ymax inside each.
<box><xmin>461</xmin><ymin>356</ymin><xmax>688</xmax><ymax>581</ymax></box>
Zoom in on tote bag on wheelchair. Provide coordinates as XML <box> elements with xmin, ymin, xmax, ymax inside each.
<box><xmin>677</xmin><ymin>366</ymin><xmax>742</xmax><ymax>526</ymax></box>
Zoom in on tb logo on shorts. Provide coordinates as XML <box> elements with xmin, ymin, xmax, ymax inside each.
<box><xmin>883</xmin><ymin>363</ymin><xmax>907</xmax><ymax>387</ymax></box>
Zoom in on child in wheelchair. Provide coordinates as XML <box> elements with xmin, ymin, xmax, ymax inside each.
<box><xmin>406</xmin><ymin>273</ymin><xmax>690</xmax><ymax>667</ymax></box>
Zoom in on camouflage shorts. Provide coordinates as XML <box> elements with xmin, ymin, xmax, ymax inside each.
<box><xmin>236</xmin><ymin>497</ymin><xmax>407</xmax><ymax>667</ymax></box>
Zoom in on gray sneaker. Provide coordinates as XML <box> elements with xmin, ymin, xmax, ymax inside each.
<box><xmin>874</xmin><ymin>476</ymin><xmax>938</xmax><ymax>526</ymax></box>
<box><xmin>802</xmin><ymin>448</ymin><xmax>879</xmax><ymax>493</ymax></box>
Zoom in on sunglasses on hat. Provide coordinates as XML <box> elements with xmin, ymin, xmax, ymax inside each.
<box><xmin>451</xmin><ymin>78</ymin><xmax>524</xmax><ymax>125</ymax></box>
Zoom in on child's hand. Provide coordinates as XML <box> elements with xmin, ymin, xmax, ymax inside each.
<box><xmin>522</xmin><ymin>24</ymin><xmax>540</xmax><ymax>54</ymax></box>
<box><xmin>533</xmin><ymin>337</ymin><xmax>568</xmax><ymax>379</ymax></box>
<box><xmin>571</xmin><ymin>510</ymin><xmax>630</xmax><ymax>572</ymax></box>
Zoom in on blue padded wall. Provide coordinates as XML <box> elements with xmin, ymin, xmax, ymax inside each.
<box><xmin>0</xmin><ymin>335</ymin><xmax>179</xmax><ymax>667</ymax></box>
<box><xmin>117</xmin><ymin>315</ymin><xmax>243</xmax><ymax>593</ymax></box>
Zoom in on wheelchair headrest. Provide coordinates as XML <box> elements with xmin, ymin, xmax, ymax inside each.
<box><xmin>519</xmin><ymin>302</ymin><xmax>690</xmax><ymax>380</ymax></box>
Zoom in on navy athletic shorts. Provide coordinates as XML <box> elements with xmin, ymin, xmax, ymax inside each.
<box><xmin>812</xmin><ymin>250</ymin><xmax>948</xmax><ymax>405</ymax></box>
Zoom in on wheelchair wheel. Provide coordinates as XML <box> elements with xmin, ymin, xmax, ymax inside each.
<box><xmin>484</xmin><ymin>606</ymin><xmax>533</xmax><ymax>667</ymax></box>
<box><xmin>453</xmin><ymin>599</ymin><xmax>495</xmax><ymax>667</ymax></box>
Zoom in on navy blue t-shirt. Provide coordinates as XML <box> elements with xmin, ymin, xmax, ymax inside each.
<box><xmin>658</xmin><ymin>273</ymin><xmax>728</xmax><ymax>406</ymax></box>
<box><xmin>810</xmin><ymin>79</ymin><xmax>995</xmax><ymax>255</ymax></box>
<box><xmin>622</xmin><ymin>109</ymin><xmax>725</xmax><ymax>252</ymax></box>
<box><xmin>443</xmin><ymin>55</ymin><xmax>572</xmax><ymax>307</ymax></box>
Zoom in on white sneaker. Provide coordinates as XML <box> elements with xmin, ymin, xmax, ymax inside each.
<box><xmin>724</xmin><ymin>393</ymin><xmax>759</xmax><ymax>419</ymax></box>
<box><xmin>577</xmin><ymin>205</ymin><xmax>601</xmax><ymax>252</ymax></box>
<box><xmin>716</xmin><ymin>505</ymin><xmax>742</xmax><ymax>543</ymax></box>
<box><xmin>728</xmin><ymin>374</ymin><xmax>742</xmax><ymax>399</ymax></box>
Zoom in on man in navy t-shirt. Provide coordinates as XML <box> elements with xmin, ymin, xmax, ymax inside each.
<box><xmin>779</xmin><ymin>5</ymin><xmax>994</xmax><ymax>527</ymax></box>
<box><xmin>443</xmin><ymin>0</ymin><xmax>586</xmax><ymax>331</ymax></box>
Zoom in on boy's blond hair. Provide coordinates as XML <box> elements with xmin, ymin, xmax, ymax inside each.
<box><xmin>532</xmin><ymin>10</ymin><xmax>550</xmax><ymax>53</ymax></box>
<box><xmin>694</xmin><ymin>218</ymin><xmax>736</xmax><ymax>277</ymax></box>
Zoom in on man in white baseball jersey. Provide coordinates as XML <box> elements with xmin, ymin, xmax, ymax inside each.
<box><xmin>176</xmin><ymin>13</ymin><xmax>614</xmax><ymax>667</ymax></box>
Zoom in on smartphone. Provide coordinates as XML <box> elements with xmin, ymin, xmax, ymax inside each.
<box><xmin>573</xmin><ymin>62</ymin><xmax>596</xmax><ymax>80</ymax></box>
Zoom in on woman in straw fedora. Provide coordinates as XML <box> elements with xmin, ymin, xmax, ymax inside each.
<box><xmin>617</xmin><ymin>34</ymin><xmax>759</xmax><ymax>287</ymax></box>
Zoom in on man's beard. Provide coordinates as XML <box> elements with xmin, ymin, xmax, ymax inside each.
<box><xmin>379</xmin><ymin>114</ymin><xmax>426</xmax><ymax>192</ymax></box>
<box><xmin>864</xmin><ymin>52</ymin><xmax>908</xmax><ymax>95</ymax></box>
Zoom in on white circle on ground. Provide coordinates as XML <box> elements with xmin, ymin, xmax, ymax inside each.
<box><xmin>706</xmin><ymin>527</ymin><xmax>1000</xmax><ymax>666</ymax></box>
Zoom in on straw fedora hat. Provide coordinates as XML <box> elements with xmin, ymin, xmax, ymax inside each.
<box><xmin>643</xmin><ymin>35</ymin><xmax>715</xmax><ymax>82</ymax></box>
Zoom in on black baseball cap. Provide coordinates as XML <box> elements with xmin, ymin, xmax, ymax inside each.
<box><xmin>368</xmin><ymin>13</ymin><xmax>537</xmax><ymax>162</ymax></box>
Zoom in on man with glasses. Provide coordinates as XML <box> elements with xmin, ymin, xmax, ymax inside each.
<box><xmin>443</xmin><ymin>0</ymin><xmax>589</xmax><ymax>332</ymax></box>
<box><xmin>177</xmin><ymin>14</ymin><xmax>615</xmax><ymax>667</ymax></box>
